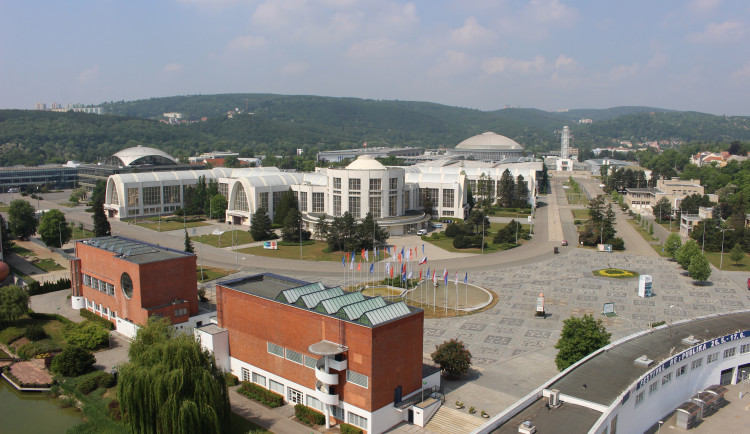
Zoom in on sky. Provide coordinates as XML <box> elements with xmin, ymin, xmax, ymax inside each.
<box><xmin>1</xmin><ymin>0</ymin><xmax>749</xmax><ymax>115</ymax></box>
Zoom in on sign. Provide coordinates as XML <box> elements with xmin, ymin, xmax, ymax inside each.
<box><xmin>263</xmin><ymin>241</ymin><xmax>278</xmax><ymax>250</ymax></box>
<box><xmin>211</xmin><ymin>229</ymin><xmax>225</xmax><ymax>236</ymax></box>
<box><xmin>536</xmin><ymin>293</ymin><xmax>545</xmax><ymax>312</ymax></box>
<box><xmin>602</xmin><ymin>302</ymin><xmax>616</xmax><ymax>316</ymax></box>
<box><xmin>638</xmin><ymin>275</ymin><xmax>652</xmax><ymax>298</ymax></box>
<box><xmin>527</xmin><ymin>216</ymin><xmax>533</xmax><ymax>223</ymax></box>
<box><xmin>635</xmin><ymin>330</ymin><xmax>750</xmax><ymax>391</ymax></box>
<box><xmin>597</xmin><ymin>244</ymin><xmax>612</xmax><ymax>252</ymax></box>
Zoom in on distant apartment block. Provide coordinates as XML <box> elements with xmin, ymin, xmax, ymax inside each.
<box><xmin>624</xmin><ymin>178</ymin><xmax>705</xmax><ymax>213</ymax></box>
<box><xmin>317</xmin><ymin>147</ymin><xmax>423</xmax><ymax>163</ymax></box>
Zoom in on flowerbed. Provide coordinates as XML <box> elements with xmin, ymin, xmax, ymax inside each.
<box><xmin>592</xmin><ymin>268</ymin><xmax>638</xmax><ymax>278</ymax></box>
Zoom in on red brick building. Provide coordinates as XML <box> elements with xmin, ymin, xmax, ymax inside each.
<box><xmin>70</xmin><ymin>236</ymin><xmax>208</xmax><ymax>337</ymax></box>
<box><xmin>199</xmin><ymin>273</ymin><xmax>438</xmax><ymax>433</ymax></box>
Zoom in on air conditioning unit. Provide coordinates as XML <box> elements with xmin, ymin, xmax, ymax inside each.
<box><xmin>548</xmin><ymin>389</ymin><xmax>561</xmax><ymax>408</ymax></box>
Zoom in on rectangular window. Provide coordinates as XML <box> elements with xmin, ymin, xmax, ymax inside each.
<box><xmin>662</xmin><ymin>372</ymin><xmax>672</xmax><ymax>386</ymax></box>
<box><xmin>299</xmin><ymin>192</ymin><xmax>308</xmax><ymax>212</ymax></box>
<box><xmin>288</xmin><ymin>388</ymin><xmax>303</xmax><ymax>404</ymax></box>
<box><xmin>241</xmin><ymin>368</ymin><xmax>251</xmax><ymax>382</ymax></box>
<box><xmin>333</xmin><ymin>195</ymin><xmax>342</xmax><ymax>217</ymax></box>
<box><xmin>252</xmin><ymin>372</ymin><xmax>266</xmax><ymax>388</ymax></box>
<box><xmin>707</xmin><ymin>353</ymin><xmax>719</xmax><ymax>364</ymax></box>
<box><xmin>389</xmin><ymin>177</ymin><xmax>398</xmax><ymax>190</ymax></box>
<box><xmin>269</xmin><ymin>379</ymin><xmax>284</xmax><ymax>395</ymax></box>
<box><xmin>369</xmin><ymin>178</ymin><xmax>381</xmax><ymax>191</ymax></box>
<box><xmin>304</xmin><ymin>355</ymin><xmax>317</xmax><ymax>369</ymax></box>
<box><xmin>389</xmin><ymin>194</ymin><xmax>397</xmax><ymax>217</ymax></box>
<box><xmin>312</xmin><ymin>193</ymin><xmax>325</xmax><ymax>213</ymax></box>
<box><xmin>676</xmin><ymin>365</ymin><xmax>686</xmax><ymax>378</ymax></box>
<box><xmin>218</xmin><ymin>183</ymin><xmax>228</xmax><ymax>199</ymax></box>
<box><xmin>306</xmin><ymin>395</ymin><xmax>324</xmax><ymax>412</ymax></box>
<box><xmin>349</xmin><ymin>196</ymin><xmax>360</xmax><ymax>218</ymax></box>
<box><xmin>442</xmin><ymin>189</ymin><xmax>455</xmax><ymax>208</ymax></box>
<box><xmin>403</xmin><ymin>190</ymin><xmax>410</xmax><ymax>210</ymax></box>
<box><xmin>272</xmin><ymin>191</ymin><xmax>284</xmax><ymax>212</ymax></box>
<box><xmin>285</xmin><ymin>349</ymin><xmax>304</xmax><ymax>365</ymax></box>
<box><xmin>143</xmin><ymin>186</ymin><xmax>161</xmax><ymax>206</ymax></box>
<box><xmin>107</xmin><ymin>283</ymin><xmax>115</xmax><ymax>296</ymax></box>
<box><xmin>84</xmin><ymin>275</ymin><xmax>91</xmax><ymax>287</ymax></box>
<box><xmin>259</xmin><ymin>192</ymin><xmax>269</xmax><ymax>211</ymax></box>
<box><xmin>111</xmin><ymin>187</ymin><xmax>119</xmax><ymax>205</ymax></box>
<box><xmin>346</xmin><ymin>370</ymin><xmax>368</xmax><ymax>388</ymax></box>
<box><xmin>741</xmin><ymin>344</ymin><xmax>750</xmax><ymax>354</ymax></box>
<box><xmin>348</xmin><ymin>412</ymin><xmax>368</xmax><ymax>429</ymax></box>
<box><xmin>649</xmin><ymin>382</ymin><xmax>658</xmax><ymax>395</ymax></box>
<box><xmin>723</xmin><ymin>347</ymin><xmax>736</xmax><ymax>359</ymax></box>
<box><xmin>331</xmin><ymin>406</ymin><xmax>345</xmax><ymax>420</ymax></box>
<box><xmin>127</xmin><ymin>188</ymin><xmax>139</xmax><ymax>207</ymax></box>
<box><xmin>369</xmin><ymin>196</ymin><xmax>381</xmax><ymax>219</ymax></box>
<box><xmin>691</xmin><ymin>358</ymin><xmax>703</xmax><ymax>370</ymax></box>
<box><xmin>349</xmin><ymin>178</ymin><xmax>360</xmax><ymax>191</ymax></box>
<box><xmin>267</xmin><ymin>342</ymin><xmax>284</xmax><ymax>357</ymax></box>
<box><xmin>444</xmin><ymin>210</ymin><xmax>454</xmax><ymax>216</ymax></box>
<box><xmin>634</xmin><ymin>391</ymin><xmax>645</xmax><ymax>407</ymax></box>
<box><xmin>333</xmin><ymin>178</ymin><xmax>341</xmax><ymax>189</ymax></box>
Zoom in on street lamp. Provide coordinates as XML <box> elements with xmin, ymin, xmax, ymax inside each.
<box><xmin>701</xmin><ymin>219</ymin><xmax>707</xmax><ymax>254</ymax></box>
<box><xmin>58</xmin><ymin>221</ymin><xmax>65</xmax><ymax>249</ymax></box>
<box><xmin>719</xmin><ymin>228</ymin><xmax>735</xmax><ymax>270</ymax></box>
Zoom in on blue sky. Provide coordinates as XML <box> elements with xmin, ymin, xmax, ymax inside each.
<box><xmin>2</xmin><ymin>0</ymin><xmax>749</xmax><ymax>115</ymax></box>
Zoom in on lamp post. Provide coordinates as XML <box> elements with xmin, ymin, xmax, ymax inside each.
<box><xmin>58</xmin><ymin>220</ymin><xmax>65</xmax><ymax>249</ymax></box>
<box><xmin>719</xmin><ymin>228</ymin><xmax>735</xmax><ymax>270</ymax></box>
<box><xmin>701</xmin><ymin>219</ymin><xmax>706</xmax><ymax>254</ymax></box>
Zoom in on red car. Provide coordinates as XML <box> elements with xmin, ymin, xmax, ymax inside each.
<box><xmin>561</xmin><ymin>240</ymin><xmax>568</xmax><ymax>246</ymax></box>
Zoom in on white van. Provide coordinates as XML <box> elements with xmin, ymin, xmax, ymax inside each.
<box><xmin>417</xmin><ymin>229</ymin><xmax>427</xmax><ymax>235</ymax></box>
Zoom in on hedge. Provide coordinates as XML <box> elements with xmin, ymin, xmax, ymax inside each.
<box><xmin>27</xmin><ymin>278</ymin><xmax>71</xmax><ymax>296</ymax></box>
<box><xmin>75</xmin><ymin>371</ymin><xmax>115</xmax><ymax>395</ymax></box>
<box><xmin>224</xmin><ymin>372</ymin><xmax>239</xmax><ymax>386</ymax></box>
<box><xmin>28</xmin><ymin>311</ymin><xmax>74</xmax><ymax>326</ymax></box>
<box><xmin>237</xmin><ymin>381</ymin><xmax>284</xmax><ymax>408</ymax></box>
<box><xmin>0</xmin><ymin>327</ymin><xmax>25</xmax><ymax>345</ymax></box>
<box><xmin>294</xmin><ymin>404</ymin><xmax>325</xmax><ymax>426</ymax></box>
<box><xmin>17</xmin><ymin>339</ymin><xmax>61</xmax><ymax>360</ymax></box>
<box><xmin>340</xmin><ymin>423</ymin><xmax>363</xmax><ymax>434</ymax></box>
<box><xmin>79</xmin><ymin>308</ymin><xmax>115</xmax><ymax>330</ymax></box>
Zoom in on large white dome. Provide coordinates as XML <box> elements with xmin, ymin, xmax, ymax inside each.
<box><xmin>455</xmin><ymin>132</ymin><xmax>523</xmax><ymax>151</ymax></box>
<box><xmin>106</xmin><ymin>145</ymin><xmax>179</xmax><ymax>167</ymax></box>
<box><xmin>346</xmin><ymin>155</ymin><xmax>386</xmax><ymax>170</ymax></box>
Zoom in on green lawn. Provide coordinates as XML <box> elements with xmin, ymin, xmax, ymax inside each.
<box><xmin>627</xmin><ymin>219</ymin><xmax>660</xmax><ymax>243</ymax></box>
<box><xmin>572</xmin><ymin>209</ymin><xmax>590</xmax><ymax>220</ymax></box>
<box><xmin>704</xmin><ymin>251</ymin><xmax>750</xmax><ymax>272</ymax></box>
<box><xmin>136</xmin><ymin>220</ymin><xmax>210</xmax><ymax>231</ymax></box>
<box><xmin>71</xmin><ymin>227</ymin><xmax>92</xmax><ymax>240</ymax></box>
<box><xmin>194</xmin><ymin>230</ymin><xmax>255</xmax><ymax>248</ymax></box>
<box><xmin>656</xmin><ymin>219</ymin><xmax>679</xmax><ymax>233</ymax></box>
<box><xmin>10</xmin><ymin>245</ymin><xmax>35</xmax><ymax>257</ymax></box>
<box><xmin>197</xmin><ymin>266</ymin><xmax>232</xmax><ymax>282</ymax></box>
<box><xmin>239</xmin><ymin>240</ymin><xmax>389</xmax><ymax>262</ymax></box>
<box><xmin>33</xmin><ymin>258</ymin><xmax>66</xmax><ymax>272</ymax></box>
<box><xmin>650</xmin><ymin>243</ymin><xmax>673</xmax><ymax>258</ymax></box>
<box><xmin>0</xmin><ymin>348</ymin><xmax>10</xmax><ymax>358</ymax></box>
<box><xmin>230</xmin><ymin>411</ymin><xmax>269</xmax><ymax>434</ymax></box>
<box><xmin>421</xmin><ymin>232</ymin><xmax>520</xmax><ymax>254</ymax></box>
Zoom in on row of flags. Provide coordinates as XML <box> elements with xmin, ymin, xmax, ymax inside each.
<box><xmin>341</xmin><ymin>245</ymin><xmax>427</xmax><ymax>268</ymax></box>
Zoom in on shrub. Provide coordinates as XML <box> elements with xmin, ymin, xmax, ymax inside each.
<box><xmin>65</xmin><ymin>320</ymin><xmax>110</xmax><ymax>350</ymax></box>
<box><xmin>237</xmin><ymin>381</ymin><xmax>284</xmax><ymax>408</ymax></box>
<box><xmin>340</xmin><ymin>423</ymin><xmax>363</xmax><ymax>434</ymax></box>
<box><xmin>0</xmin><ymin>326</ymin><xmax>24</xmax><ymax>345</ymax></box>
<box><xmin>25</xmin><ymin>323</ymin><xmax>48</xmax><ymax>341</ymax></box>
<box><xmin>51</xmin><ymin>345</ymin><xmax>96</xmax><ymax>377</ymax></box>
<box><xmin>294</xmin><ymin>404</ymin><xmax>325</xmax><ymax>426</ymax></box>
<box><xmin>609</xmin><ymin>237</ymin><xmax>625</xmax><ymax>251</ymax></box>
<box><xmin>224</xmin><ymin>372</ymin><xmax>239</xmax><ymax>386</ymax></box>
<box><xmin>27</xmin><ymin>278</ymin><xmax>71</xmax><ymax>296</ymax></box>
<box><xmin>444</xmin><ymin>222</ymin><xmax>460</xmax><ymax>238</ymax></box>
<box><xmin>76</xmin><ymin>376</ymin><xmax>100</xmax><ymax>395</ymax></box>
<box><xmin>78</xmin><ymin>308</ymin><xmax>115</xmax><ymax>330</ymax></box>
<box><xmin>97</xmin><ymin>371</ymin><xmax>116</xmax><ymax>388</ymax></box>
<box><xmin>17</xmin><ymin>339</ymin><xmax>61</xmax><ymax>359</ymax></box>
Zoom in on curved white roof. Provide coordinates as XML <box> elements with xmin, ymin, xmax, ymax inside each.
<box><xmin>243</xmin><ymin>172</ymin><xmax>303</xmax><ymax>188</ymax></box>
<box><xmin>455</xmin><ymin>132</ymin><xmax>523</xmax><ymax>151</ymax></box>
<box><xmin>346</xmin><ymin>155</ymin><xmax>386</xmax><ymax>171</ymax></box>
<box><xmin>110</xmin><ymin>146</ymin><xmax>179</xmax><ymax>166</ymax></box>
<box><xmin>110</xmin><ymin>169</ymin><xmax>217</xmax><ymax>184</ymax></box>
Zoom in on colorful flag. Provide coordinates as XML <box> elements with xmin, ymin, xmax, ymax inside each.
<box><xmin>422</xmin><ymin>244</ymin><xmax>425</xmax><ymax>254</ymax></box>
<box><xmin>419</xmin><ymin>269</ymin><xmax>423</xmax><ymax>280</ymax></box>
<box><xmin>426</xmin><ymin>267</ymin><xmax>431</xmax><ymax>279</ymax></box>
<box><xmin>433</xmin><ymin>271</ymin><xmax>437</xmax><ymax>285</ymax></box>
<box><xmin>406</xmin><ymin>249</ymin><xmax>411</xmax><ymax>261</ymax></box>
<box><xmin>390</xmin><ymin>266</ymin><xmax>393</xmax><ymax>279</ymax></box>
<box><xmin>385</xmin><ymin>262</ymin><xmax>390</xmax><ymax>273</ymax></box>
<box><xmin>400</xmin><ymin>247</ymin><xmax>405</xmax><ymax>259</ymax></box>
<box><xmin>464</xmin><ymin>273</ymin><xmax>468</xmax><ymax>284</ymax></box>
<box><xmin>346</xmin><ymin>252</ymin><xmax>350</xmax><ymax>263</ymax></box>
<box><xmin>398</xmin><ymin>253</ymin><xmax>402</xmax><ymax>263</ymax></box>
<box><xmin>402</xmin><ymin>263</ymin><xmax>406</xmax><ymax>275</ymax></box>
<box><xmin>342</xmin><ymin>255</ymin><xmax>345</xmax><ymax>267</ymax></box>
<box><xmin>350</xmin><ymin>255</ymin><xmax>355</xmax><ymax>270</ymax></box>
<box><xmin>443</xmin><ymin>269</ymin><xmax>448</xmax><ymax>285</ymax></box>
<box><xmin>358</xmin><ymin>261</ymin><xmax>362</xmax><ymax>271</ymax></box>
<box><xmin>369</xmin><ymin>263</ymin><xmax>374</xmax><ymax>274</ymax></box>
<box><xmin>363</xmin><ymin>141</ymin><xmax>367</xmax><ymax>148</ymax></box>
<box><xmin>419</xmin><ymin>256</ymin><xmax>427</xmax><ymax>265</ymax></box>
<box><xmin>454</xmin><ymin>271</ymin><xmax>459</xmax><ymax>285</ymax></box>
<box><xmin>361</xmin><ymin>249</ymin><xmax>365</xmax><ymax>259</ymax></box>
<box><xmin>408</xmin><ymin>268</ymin><xmax>413</xmax><ymax>279</ymax></box>
<box><xmin>401</xmin><ymin>270</ymin><xmax>406</xmax><ymax>281</ymax></box>
<box><xmin>364</xmin><ymin>250</ymin><xmax>369</xmax><ymax>261</ymax></box>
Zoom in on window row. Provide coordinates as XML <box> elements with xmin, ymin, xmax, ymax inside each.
<box><xmin>85</xmin><ymin>298</ymin><xmax>116</xmax><ymax>320</ymax></box>
<box><xmin>267</xmin><ymin>342</ymin><xmax>318</xmax><ymax>370</ymax></box>
<box><xmin>83</xmin><ymin>274</ymin><xmax>115</xmax><ymax>296</ymax></box>
<box><xmin>174</xmin><ymin>307</ymin><xmax>188</xmax><ymax>316</ymax></box>
<box><xmin>122</xmin><ymin>185</ymin><xmax>182</xmax><ymax>207</ymax></box>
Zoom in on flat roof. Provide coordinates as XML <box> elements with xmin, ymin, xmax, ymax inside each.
<box><xmin>82</xmin><ymin>236</ymin><xmax>191</xmax><ymax>264</ymax></box>
<box><xmin>221</xmin><ymin>273</ymin><xmax>310</xmax><ymax>300</ymax></box>
<box><xmin>196</xmin><ymin>324</ymin><xmax>225</xmax><ymax>335</ymax></box>
<box><xmin>491</xmin><ymin>311</ymin><xmax>750</xmax><ymax>433</ymax></box>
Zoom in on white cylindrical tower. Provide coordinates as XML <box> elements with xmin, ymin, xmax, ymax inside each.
<box><xmin>561</xmin><ymin>126</ymin><xmax>570</xmax><ymax>160</ymax></box>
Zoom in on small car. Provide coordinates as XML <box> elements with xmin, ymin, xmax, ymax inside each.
<box><xmin>417</xmin><ymin>229</ymin><xmax>427</xmax><ymax>235</ymax></box>
<box><xmin>561</xmin><ymin>240</ymin><xmax>568</xmax><ymax>246</ymax></box>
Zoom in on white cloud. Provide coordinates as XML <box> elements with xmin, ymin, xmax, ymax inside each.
<box><xmin>450</xmin><ymin>17</ymin><xmax>493</xmax><ymax>46</ymax></box>
<box><xmin>554</xmin><ymin>55</ymin><xmax>577</xmax><ymax>71</ymax></box>
<box><xmin>481</xmin><ymin>56</ymin><xmax>546</xmax><ymax>75</ymax></box>
<box><xmin>428</xmin><ymin>50</ymin><xmax>474</xmax><ymax>77</ymax></box>
<box><xmin>527</xmin><ymin>0</ymin><xmax>577</xmax><ymax>24</ymax></box>
<box><xmin>347</xmin><ymin>38</ymin><xmax>398</xmax><ymax>59</ymax></box>
<box><xmin>607</xmin><ymin>53</ymin><xmax>667</xmax><ymax>81</ymax></box>
<box><xmin>163</xmin><ymin>63</ymin><xmax>183</xmax><ymax>73</ymax></box>
<box><xmin>280</xmin><ymin>62</ymin><xmax>309</xmax><ymax>76</ymax></box>
<box><xmin>226</xmin><ymin>35</ymin><xmax>267</xmax><ymax>51</ymax></box>
<box><xmin>688</xmin><ymin>20</ymin><xmax>745</xmax><ymax>43</ymax></box>
<box><xmin>688</xmin><ymin>0</ymin><xmax>722</xmax><ymax>15</ymax></box>
<box><xmin>78</xmin><ymin>65</ymin><xmax>100</xmax><ymax>82</ymax></box>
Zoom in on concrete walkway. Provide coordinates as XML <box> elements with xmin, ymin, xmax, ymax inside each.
<box><xmin>228</xmin><ymin>387</ymin><xmax>324</xmax><ymax>434</ymax></box>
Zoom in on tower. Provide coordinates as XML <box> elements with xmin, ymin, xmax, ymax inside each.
<box><xmin>560</xmin><ymin>126</ymin><xmax>570</xmax><ymax>160</ymax></box>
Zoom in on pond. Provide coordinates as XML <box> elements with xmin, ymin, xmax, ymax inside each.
<box><xmin>0</xmin><ymin>377</ymin><xmax>82</xmax><ymax>433</ymax></box>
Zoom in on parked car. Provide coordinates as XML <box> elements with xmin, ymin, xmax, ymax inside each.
<box><xmin>441</xmin><ymin>220</ymin><xmax>453</xmax><ymax>224</ymax></box>
<box><xmin>431</xmin><ymin>223</ymin><xmax>443</xmax><ymax>228</ymax></box>
<box><xmin>417</xmin><ymin>229</ymin><xmax>427</xmax><ymax>235</ymax></box>
<box><xmin>561</xmin><ymin>240</ymin><xmax>568</xmax><ymax>246</ymax></box>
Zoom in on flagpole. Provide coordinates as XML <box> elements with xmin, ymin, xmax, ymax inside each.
<box><xmin>455</xmin><ymin>276</ymin><xmax>458</xmax><ymax>316</ymax></box>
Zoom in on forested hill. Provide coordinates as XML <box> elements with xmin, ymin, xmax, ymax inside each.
<box><xmin>1</xmin><ymin>94</ymin><xmax>749</xmax><ymax>167</ymax></box>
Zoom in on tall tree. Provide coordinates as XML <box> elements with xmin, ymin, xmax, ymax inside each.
<box><xmin>554</xmin><ymin>314</ymin><xmax>611</xmax><ymax>371</ymax></box>
<box><xmin>0</xmin><ymin>214</ymin><xmax>14</xmax><ymax>255</ymax></box>
<box><xmin>281</xmin><ymin>207</ymin><xmax>311</xmax><ymax>243</ymax></box>
<box><xmin>184</xmin><ymin>229</ymin><xmax>195</xmax><ymax>253</ymax></box>
<box><xmin>688</xmin><ymin>254</ymin><xmax>711</xmax><ymax>282</ymax></box>
<box><xmin>7</xmin><ymin>199</ymin><xmax>37</xmax><ymax>240</ymax></box>
<box><xmin>729</xmin><ymin>244</ymin><xmax>745</xmax><ymax>265</ymax></box>
<box><xmin>515</xmin><ymin>174</ymin><xmax>530</xmax><ymax>206</ymax></box>
<box><xmin>92</xmin><ymin>181</ymin><xmax>111</xmax><ymax>237</ymax></box>
<box><xmin>273</xmin><ymin>188</ymin><xmax>298</xmax><ymax>225</ymax></box>
<box><xmin>652</xmin><ymin>197</ymin><xmax>672</xmax><ymax>221</ymax></box>
<box><xmin>498</xmin><ymin>169</ymin><xmax>515</xmax><ymax>208</ymax></box>
<box><xmin>118</xmin><ymin>317</ymin><xmax>230</xmax><ymax>434</ymax></box>
<box><xmin>314</xmin><ymin>215</ymin><xmax>329</xmax><ymax>240</ymax></box>
<box><xmin>250</xmin><ymin>208</ymin><xmax>274</xmax><ymax>241</ymax></box>
<box><xmin>0</xmin><ymin>285</ymin><xmax>30</xmax><ymax>327</ymax></box>
<box><xmin>38</xmin><ymin>209</ymin><xmax>71</xmax><ymax>248</ymax></box>
<box><xmin>675</xmin><ymin>240</ymin><xmax>700</xmax><ymax>270</ymax></box>
<box><xmin>431</xmin><ymin>339</ymin><xmax>472</xmax><ymax>379</ymax></box>
<box><xmin>664</xmin><ymin>233</ymin><xmax>682</xmax><ymax>258</ymax></box>
<box><xmin>421</xmin><ymin>189</ymin><xmax>434</xmax><ymax>218</ymax></box>
<box><xmin>209</xmin><ymin>194</ymin><xmax>227</xmax><ymax>220</ymax></box>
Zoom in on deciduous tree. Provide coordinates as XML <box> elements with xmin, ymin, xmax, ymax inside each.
<box><xmin>729</xmin><ymin>243</ymin><xmax>745</xmax><ymax>265</ymax></box>
<box><xmin>431</xmin><ymin>339</ymin><xmax>472</xmax><ymax>379</ymax></box>
<box><xmin>688</xmin><ymin>254</ymin><xmax>711</xmax><ymax>282</ymax></box>
<box><xmin>554</xmin><ymin>314</ymin><xmax>611</xmax><ymax>371</ymax></box>
<box><xmin>676</xmin><ymin>240</ymin><xmax>700</xmax><ymax>270</ymax></box>
<box><xmin>0</xmin><ymin>285</ymin><xmax>29</xmax><ymax>327</ymax></box>
<box><xmin>664</xmin><ymin>233</ymin><xmax>682</xmax><ymax>258</ymax></box>
<box><xmin>38</xmin><ymin>209</ymin><xmax>71</xmax><ymax>248</ymax></box>
<box><xmin>51</xmin><ymin>345</ymin><xmax>95</xmax><ymax>377</ymax></box>
<box><xmin>652</xmin><ymin>197</ymin><xmax>672</xmax><ymax>221</ymax></box>
<box><xmin>8</xmin><ymin>199</ymin><xmax>37</xmax><ymax>240</ymax></box>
